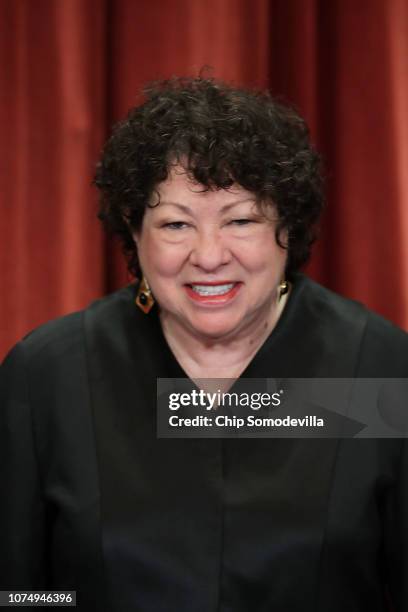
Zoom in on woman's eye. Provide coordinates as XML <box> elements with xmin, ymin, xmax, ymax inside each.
<box><xmin>163</xmin><ymin>221</ymin><xmax>188</xmax><ymax>230</ymax></box>
<box><xmin>230</xmin><ymin>219</ymin><xmax>253</xmax><ymax>226</ymax></box>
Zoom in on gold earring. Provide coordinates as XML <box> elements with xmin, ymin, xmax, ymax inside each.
<box><xmin>278</xmin><ymin>279</ymin><xmax>289</xmax><ymax>301</ymax></box>
<box><xmin>135</xmin><ymin>276</ymin><xmax>155</xmax><ymax>314</ymax></box>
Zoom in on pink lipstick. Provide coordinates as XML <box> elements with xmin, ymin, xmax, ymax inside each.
<box><xmin>184</xmin><ymin>281</ymin><xmax>242</xmax><ymax>305</ymax></box>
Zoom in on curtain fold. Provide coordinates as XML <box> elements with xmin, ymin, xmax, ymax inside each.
<box><xmin>1</xmin><ymin>0</ymin><xmax>107</xmax><ymax>356</ymax></box>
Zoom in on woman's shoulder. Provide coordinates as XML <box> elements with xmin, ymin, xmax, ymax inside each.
<box><xmin>299</xmin><ymin>274</ymin><xmax>408</xmax><ymax>338</ymax></box>
<box><xmin>2</xmin><ymin>284</ymin><xmax>138</xmax><ymax>368</ymax></box>
<box><xmin>297</xmin><ymin>275</ymin><xmax>408</xmax><ymax>375</ymax></box>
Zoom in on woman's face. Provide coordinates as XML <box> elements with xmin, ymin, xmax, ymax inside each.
<box><xmin>133</xmin><ymin>167</ymin><xmax>288</xmax><ymax>340</ymax></box>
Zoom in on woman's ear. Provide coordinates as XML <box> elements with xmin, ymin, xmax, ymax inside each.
<box><xmin>122</xmin><ymin>211</ymin><xmax>139</xmax><ymax>246</ymax></box>
<box><xmin>278</xmin><ymin>227</ymin><xmax>289</xmax><ymax>249</ymax></box>
<box><xmin>132</xmin><ymin>231</ymin><xmax>140</xmax><ymax>248</ymax></box>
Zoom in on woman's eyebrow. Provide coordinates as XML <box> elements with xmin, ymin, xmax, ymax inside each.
<box><xmin>159</xmin><ymin>199</ymin><xmax>257</xmax><ymax>214</ymax></box>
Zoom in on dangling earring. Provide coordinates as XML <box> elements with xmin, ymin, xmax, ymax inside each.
<box><xmin>135</xmin><ymin>276</ymin><xmax>155</xmax><ymax>314</ymax></box>
<box><xmin>278</xmin><ymin>279</ymin><xmax>289</xmax><ymax>301</ymax></box>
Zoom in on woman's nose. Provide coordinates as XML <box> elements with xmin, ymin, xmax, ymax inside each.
<box><xmin>189</xmin><ymin>228</ymin><xmax>231</xmax><ymax>271</ymax></box>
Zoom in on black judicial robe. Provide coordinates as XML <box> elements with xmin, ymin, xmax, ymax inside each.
<box><xmin>1</xmin><ymin>274</ymin><xmax>408</xmax><ymax>611</ymax></box>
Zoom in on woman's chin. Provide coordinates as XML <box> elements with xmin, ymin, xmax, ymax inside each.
<box><xmin>185</xmin><ymin>313</ymin><xmax>242</xmax><ymax>340</ymax></box>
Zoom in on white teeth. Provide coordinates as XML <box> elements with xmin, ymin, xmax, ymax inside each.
<box><xmin>191</xmin><ymin>283</ymin><xmax>235</xmax><ymax>296</ymax></box>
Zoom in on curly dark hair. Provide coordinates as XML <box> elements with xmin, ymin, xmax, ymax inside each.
<box><xmin>94</xmin><ymin>76</ymin><xmax>324</xmax><ymax>280</ymax></box>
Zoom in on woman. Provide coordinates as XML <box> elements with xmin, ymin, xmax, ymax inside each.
<box><xmin>1</xmin><ymin>77</ymin><xmax>407</xmax><ymax>611</ymax></box>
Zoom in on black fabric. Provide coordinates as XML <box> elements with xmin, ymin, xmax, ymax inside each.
<box><xmin>1</xmin><ymin>274</ymin><xmax>408</xmax><ymax>611</ymax></box>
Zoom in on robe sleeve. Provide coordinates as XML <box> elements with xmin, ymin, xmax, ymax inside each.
<box><xmin>385</xmin><ymin>438</ymin><xmax>408</xmax><ymax>611</ymax></box>
<box><xmin>0</xmin><ymin>341</ymin><xmax>48</xmax><ymax>589</ymax></box>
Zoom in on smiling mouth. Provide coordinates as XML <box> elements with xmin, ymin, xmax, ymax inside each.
<box><xmin>188</xmin><ymin>283</ymin><xmax>236</xmax><ymax>296</ymax></box>
<box><xmin>184</xmin><ymin>282</ymin><xmax>242</xmax><ymax>304</ymax></box>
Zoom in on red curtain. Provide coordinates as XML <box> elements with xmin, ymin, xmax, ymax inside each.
<box><xmin>1</xmin><ymin>0</ymin><xmax>408</xmax><ymax>359</ymax></box>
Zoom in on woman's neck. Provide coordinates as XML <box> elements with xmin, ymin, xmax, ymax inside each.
<box><xmin>159</xmin><ymin>290</ymin><xmax>290</xmax><ymax>380</ymax></box>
